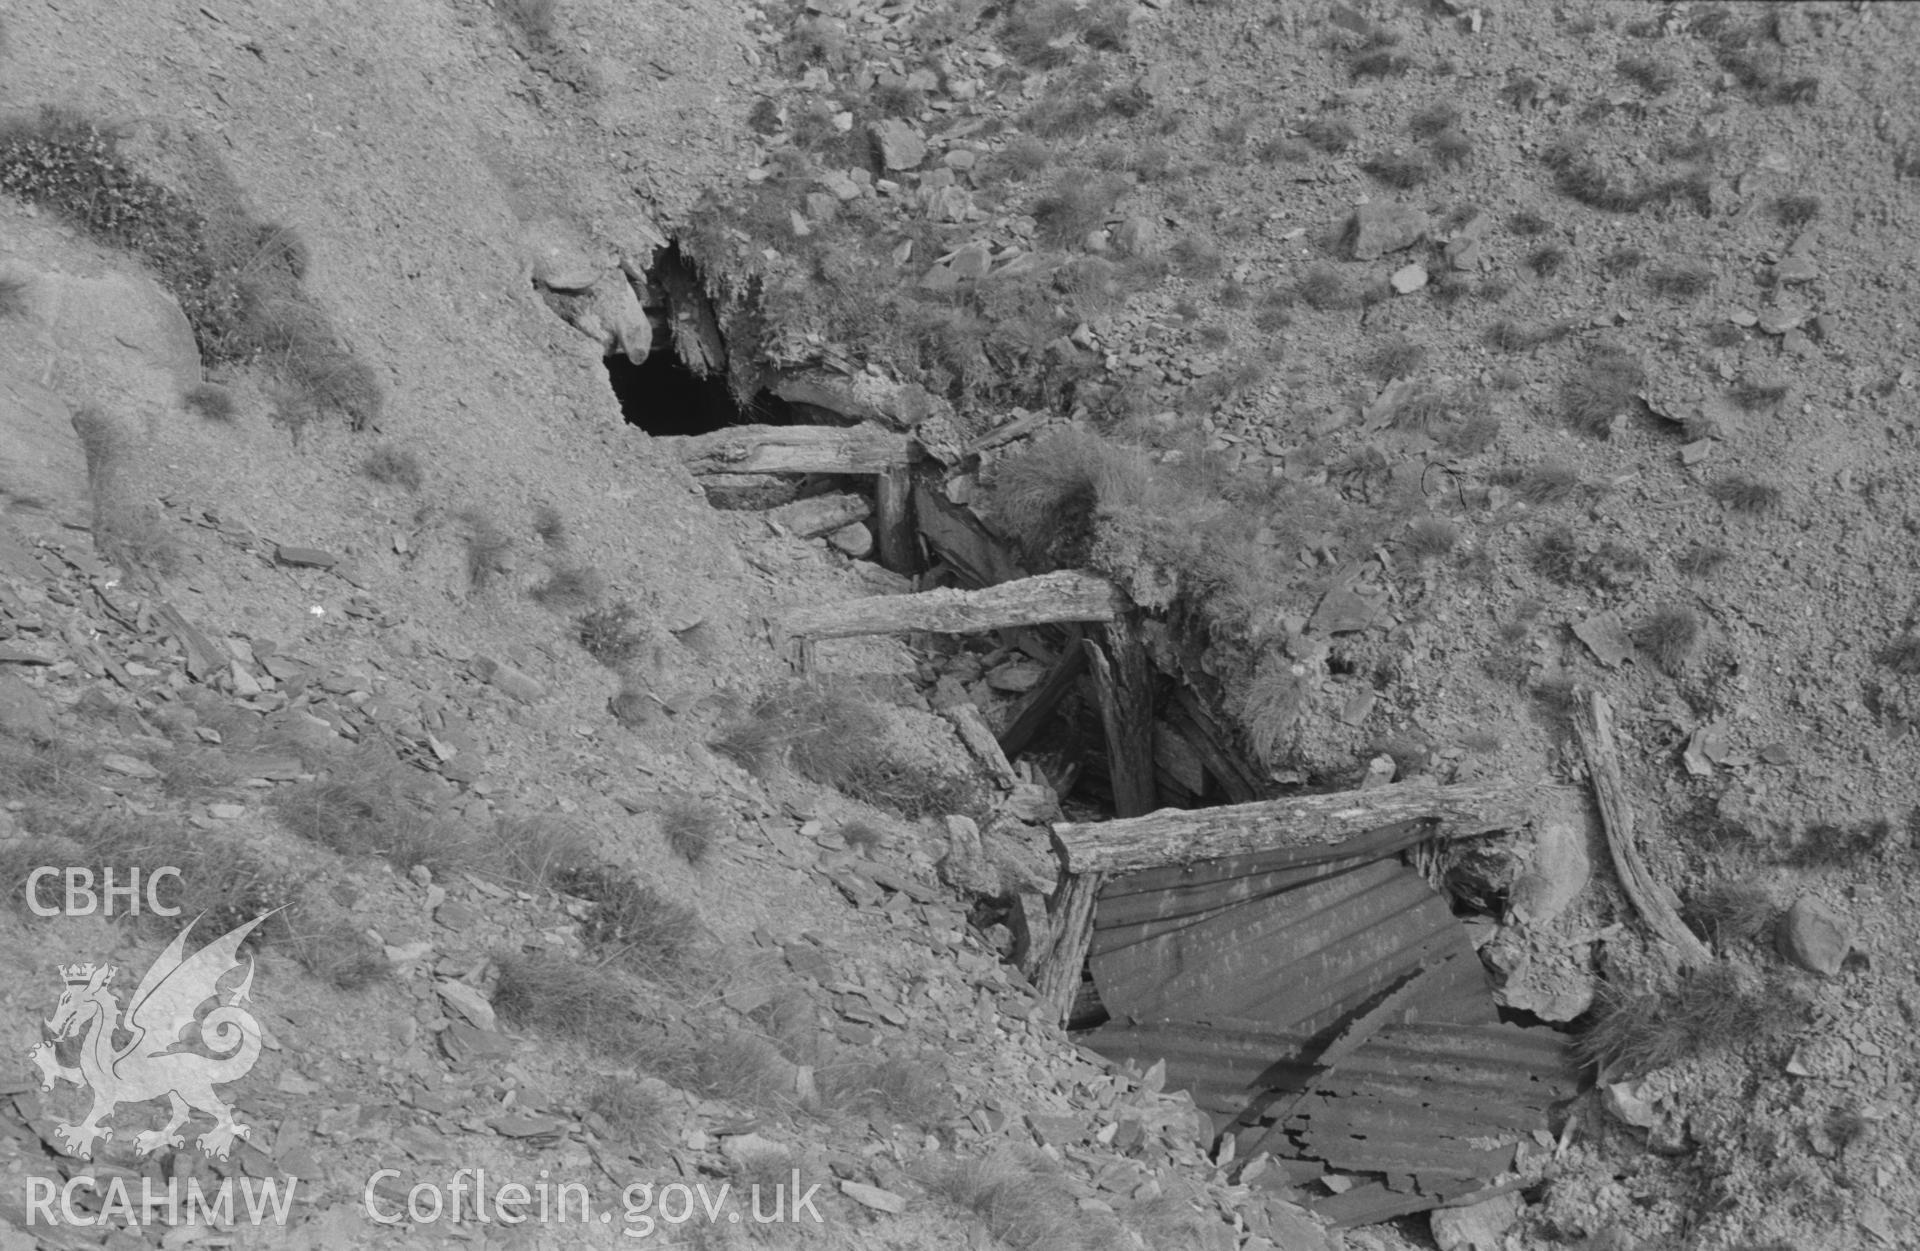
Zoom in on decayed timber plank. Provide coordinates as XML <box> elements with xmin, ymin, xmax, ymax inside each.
<box><xmin>1573</xmin><ymin>689</ymin><xmax>1713</xmax><ymax>970</ymax></box>
<box><xmin>782</xmin><ymin>570</ymin><xmax>1127</xmax><ymax>640</ymax></box>
<box><xmin>942</xmin><ymin>702</ymin><xmax>1018</xmax><ymax>788</ymax></box>
<box><xmin>911</xmin><ymin>481</ymin><xmax>1027</xmax><ymax>587</ymax></box>
<box><xmin>665</xmin><ymin>424</ymin><xmax>916</xmax><ymax>475</ymax></box>
<box><xmin>997</xmin><ymin>628</ymin><xmax>1085</xmax><ymax>756</ymax></box>
<box><xmin>1054</xmin><ymin>778</ymin><xmax>1543</xmax><ymax>876</ymax></box>
<box><xmin>874</xmin><ymin>464</ymin><xmax>917</xmax><ymax>574</ymax></box>
<box><xmin>1085</xmin><ymin>622</ymin><xmax>1155</xmax><ymax>819</ymax></box>
<box><xmin>1034</xmin><ymin>871</ymin><xmax>1104</xmax><ymax>1026</ymax></box>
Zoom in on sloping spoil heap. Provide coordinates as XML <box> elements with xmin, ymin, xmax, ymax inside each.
<box><xmin>1083</xmin><ymin>819</ymin><xmax>1578</xmax><ymax>1229</ymax></box>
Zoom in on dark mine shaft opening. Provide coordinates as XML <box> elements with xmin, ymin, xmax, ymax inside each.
<box><xmin>605</xmin><ymin>350</ymin><xmax>799</xmax><ymax>437</ymax></box>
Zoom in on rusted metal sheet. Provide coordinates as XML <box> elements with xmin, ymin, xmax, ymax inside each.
<box><xmin>1084</xmin><ymin>845</ymin><xmax>1576</xmax><ymax>1228</ymax></box>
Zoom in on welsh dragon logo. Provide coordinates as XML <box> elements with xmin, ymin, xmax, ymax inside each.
<box><xmin>26</xmin><ymin>914</ymin><xmax>270</xmax><ymax>1161</ymax></box>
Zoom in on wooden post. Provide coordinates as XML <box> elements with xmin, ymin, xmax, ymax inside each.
<box><xmin>1084</xmin><ymin>619</ymin><xmax>1156</xmax><ymax>819</ymax></box>
<box><xmin>1052</xmin><ymin>778</ymin><xmax>1548</xmax><ymax>876</ymax></box>
<box><xmin>1573</xmin><ymin>689</ymin><xmax>1712</xmax><ymax>970</ymax></box>
<box><xmin>782</xmin><ymin>571</ymin><xmax>1127</xmax><ymax>641</ymax></box>
<box><xmin>874</xmin><ymin>464</ymin><xmax>917</xmax><ymax>575</ymax></box>
<box><xmin>1034</xmin><ymin>870</ymin><xmax>1104</xmax><ymax>1026</ymax></box>
<box><xmin>766</xmin><ymin>492</ymin><xmax>871</xmax><ymax>538</ymax></box>
<box><xmin>1171</xmin><ymin>686</ymin><xmax>1267</xmax><ymax>804</ymax></box>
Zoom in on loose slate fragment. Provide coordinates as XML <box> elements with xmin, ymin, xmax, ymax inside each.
<box><xmin>276</xmin><ymin>545</ymin><xmax>340</xmax><ymax>569</ymax></box>
<box><xmin>1572</xmin><ymin>613</ymin><xmax>1634</xmax><ymax>668</ymax></box>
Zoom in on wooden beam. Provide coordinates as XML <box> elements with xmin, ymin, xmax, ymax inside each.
<box><xmin>1171</xmin><ymin>686</ymin><xmax>1266</xmax><ymax>804</ymax></box>
<box><xmin>997</xmin><ymin>627</ymin><xmax>1085</xmax><ymax>757</ymax></box>
<box><xmin>782</xmin><ymin>571</ymin><xmax>1127</xmax><ymax>641</ymax></box>
<box><xmin>1085</xmin><ymin>620</ymin><xmax>1156</xmax><ymax>819</ymax></box>
<box><xmin>1034</xmin><ymin>871</ymin><xmax>1104</xmax><ymax>1027</ymax></box>
<box><xmin>664</xmin><ymin>424</ymin><xmax>916</xmax><ymax>476</ymax></box>
<box><xmin>1573</xmin><ymin>689</ymin><xmax>1712</xmax><ymax>970</ymax></box>
<box><xmin>766</xmin><ymin>492</ymin><xmax>871</xmax><ymax>538</ymax></box>
<box><xmin>942</xmin><ymin>702</ymin><xmax>1019</xmax><ymax>789</ymax></box>
<box><xmin>911</xmin><ymin>481</ymin><xmax>1027</xmax><ymax>588</ymax></box>
<box><xmin>1053</xmin><ymin>777</ymin><xmax>1545</xmax><ymax>877</ymax></box>
<box><xmin>874</xmin><ymin>464</ymin><xmax>917</xmax><ymax>574</ymax></box>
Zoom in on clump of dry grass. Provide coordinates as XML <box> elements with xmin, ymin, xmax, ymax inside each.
<box><xmin>1878</xmin><ymin>633</ymin><xmax>1920</xmax><ymax>676</ymax></box>
<box><xmin>530</xmin><ymin>565</ymin><xmax>604</xmax><ymax>610</ymax></box>
<box><xmin>553</xmin><ymin>866</ymin><xmax>703</xmax><ymax>975</ymax></box>
<box><xmin>269</xmin><ymin>745</ymin><xmax>486</xmax><ymax>877</ymax></box>
<box><xmin>362</xmin><ymin>442</ymin><xmax>424</xmax><ymax>490</ymax></box>
<box><xmin>1774</xmin><ymin>193</ymin><xmax>1821</xmax><ymax>227</ymax></box>
<box><xmin>1402</xmin><ymin>518</ymin><xmax>1458</xmax><ymax>561</ymax></box>
<box><xmin>1364</xmin><ymin>334</ymin><xmax>1426</xmax><ymax>380</ymax></box>
<box><xmin>1030</xmin><ymin>172</ymin><xmax>1128</xmax><ymax>248</ymax></box>
<box><xmin>657</xmin><ymin>794</ymin><xmax>723</xmax><ymax>865</ymax></box>
<box><xmin>1297</xmin><ymin>265</ymin><xmax>1356</xmax><ymax>311</ymax></box>
<box><xmin>488</xmin><ymin>814</ymin><xmax>597</xmax><ymax>888</ymax></box>
<box><xmin>532</xmin><ymin>503</ymin><xmax>567</xmax><ymax>546</ymax></box>
<box><xmin>585</xmin><ymin>1074</ymin><xmax>671</xmax><ymax>1146</ymax></box>
<box><xmin>577</xmin><ymin>599</ymin><xmax>647</xmax><ymax>666</ymax></box>
<box><xmin>71</xmin><ymin>404</ymin><xmax>184</xmax><ymax>577</ymax></box>
<box><xmin>1685</xmin><ymin>879</ymin><xmax>1778</xmax><ymax>947</ymax></box>
<box><xmin>1409</xmin><ymin>103</ymin><xmax>1460</xmax><ymax>139</ymax></box>
<box><xmin>1634</xmin><ymin>605</ymin><xmax>1700</xmax><ymax>675</ymax></box>
<box><xmin>1648</xmin><ymin>263</ymin><xmax>1714</xmax><ymax>299</ymax></box>
<box><xmin>1527</xmin><ymin>244</ymin><xmax>1569</xmax><ymax>278</ymax></box>
<box><xmin>1302</xmin><ymin>116</ymin><xmax>1357</xmax><ymax>153</ymax></box>
<box><xmin>1676</xmin><ymin>544</ymin><xmax>1731</xmax><ymax>578</ymax></box>
<box><xmin>491</xmin><ymin>949</ymin><xmax>641</xmax><ymax>1046</ymax></box>
<box><xmin>819</xmin><ymin>1055</ymin><xmax>948</xmax><ymax>1126</ymax></box>
<box><xmin>982</xmin><ymin>427</ymin><xmax>1147</xmax><ymax>568</ymax></box>
<box><xmin>917</xmin><ymin>1150</ymin><xmax>1125</xmax><ymax>1251</ymax></box>
<box><xmin>691</xmin><ymin>1029</ymin><xmax>795</xmax><ymax>1108</ymax></box>
<box><xmin>1517</xmin><ymin>460</ymin><xmax>1580</xmax><ymax>505</ymax></box>
<box><xmin>1362</xmin><ymin>151</ymin><xmax>1430</xmax><ymax>188</ymax></box>
<box><xmin>1562</xmin><ymin>349</ymin><xmax>1645</xmax><ymax>436</ymax></box>
<box><xmin>0</xmin><ymin>272</ymin><xmax>31</xmax><ymax>317</ymax></box>
<box><xmin>1617</xmin><ymin>55</ymin><xmax>1677</xmax><ymax>94</ymax></box>
<box><xmin>839</xmin><ymin>818</ymin><xmax>889</xmax><ymax>854</ymax></box>
<box><xmin>1729</xmin><ymin>379</ymin><xmax>1788</xmax><ymax>412</ymax></box>
<box><xmin>1577</xmin><ymin>963</ymin><xmax>1801</xmax><ymax>1079</ymax></box>
<box><xmin>458</xmin><ymin>507</ymin><xmax>513</xmax><ymax>590</ymax></box>
<box><xmin>289</xmin><ymin>914</ymin><xmax>388</xmax><ymax>990</ymax></box>
<box><xmin>182</xmin><ymin>382</ymin><xmax>236</xmax><ymax>422</ymax></box>
<box><xmin>1710</xmin><ymin>475</ymin><xmax>1782</xmax><ymax>515</ymax></box>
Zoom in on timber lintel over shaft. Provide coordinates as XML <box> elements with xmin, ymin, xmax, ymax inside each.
<box><xmin>781</xmin><ymin>570</ymin><xmax>1129</xmax><ymax>640</ymax></box>
<box><xmin>1050</xmin><ymin>778</ymin><xmax>1549</xmax><ymax>878</ymax></box>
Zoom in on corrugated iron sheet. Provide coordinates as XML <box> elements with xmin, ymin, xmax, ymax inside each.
<box><xmin>1083</xmin><ymin>843</ymin><xmax>1576</xmax><ymax>1228</ymax></box>
<box><xmin>1092</xmin><ymin>851</ymin><xmax>1493</xmax><ymax>1039</ymax></box>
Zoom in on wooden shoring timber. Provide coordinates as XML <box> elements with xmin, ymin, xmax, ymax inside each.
<box><xmin>1573</xmin><ymin>689</ymin><xmax>1713</xmax><ymax>970</ymax></box>
<box><xmin>1170</xmin><ymin>685</ymin><xmax>1267</xmax><ymax>805</ymax></box>
<box><xmin>996</xmin><ymin>626</ymin><xmax>1085</xmax><ymax>757</ymax></box>
<box><xmin>911</xmin><ymin>479</ymin><xmax>1027</xmax><ymax>588</ymax></box>
<box><xmin>664</xmin><ymin>424</ymin><xmax>918</xmax><ymax>476</ymax></box>
<box><xmin>874</xmin><ymin>463</ymin><xmax>917</xmax><ymax>574</ymax></box>
<box><xmin>1084</xmin><ymin>620</ymin><xmax>1156</xmax><ymax>819</ymax></box>
<box><xmin>765</xmin><ymin>492</ymin><xmax>871</xmax><ymax>538</ymax></box>
<box><xmin>781</xmin><ymin>570</ymin><xmax>1128</xmax><ymax>641</ymax></box>
<box><xmin>1052</xmin><ymin>778</ymin><xmax>1544</xmax><ymax>877</ymax></box>
<box><xmin>1034</xmin><ymin>871</ymin><xmax>1104</xmax><ymax>1026</ymax></box>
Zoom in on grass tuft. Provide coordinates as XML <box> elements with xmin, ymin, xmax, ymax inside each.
<box><xmin>1429</xmin><ymin>130</ymin><xmax>1473</xmax><ymax>170</ymax></box>
<box><xmin>819</xmin><ymin>1055</ymin><xmax>948</xmax><ymax>1127</ymax></box>
<box><xmin>1408</xmin><ymin>103</ymin><xmax>1461</xmax><ymax>139</ymax></box>
<box><xmin>918</xmin><ymin>1150</ymin><xmax>1124</xmax><ymax>1251</ymax></box>
<box><xmin>530</xmin><ymin>565</ymin><xmax>605</xmax><ymax>610</ymax></box>
<box><xmin>1617</xmin><ymin>55</ymin><xmax>1677</xmax><ymax>94</ymax></box>
<box><xmin>1648</xmin><ymin>263</ymin><xmax>1714</xmax><ymax>299</ymax></box>
<box><xmin>1402</xmin><ymin>518</ymin><xmax>1458</xmax><ymax>561</ymax></box>
<box><xmin>1031</xmin><ymin>172</ymin><xmax>1128</xmax><ymax>249</ymax></box>
<box><xmin>1562</xmin><ymin>349</ymin><xmax>1645</xmax><ymax>436</ymax></box>
<box><xmin>1527</xmin><ymin>244</ymin><xmax>1568</xmax><ymax>278</ymax></box>
<box><xmin>1634</xmin><ymin>604</ymin><xmax>1700</xmax><ymax>675</ymax></box>
<box><xmin>1773</xmin><ymin>194</ymin><xmax>1821</xmax><ymax>227</ymax></box>
<box><xmin>1710</xmin><ymin>475</ymin><xmax>1782</xmax><ymax>515</ymax></box>
<box><xmin>1577</xmin><ymin>963</ymin><xmax>1800</xmax><ymax>1079</ymax></box>
<box><xmin>657</xmin><ymin>794</ymin><xmax>723</xmax><ymax>865</ymax></box>
<box><xmin>1297</xmin><ymin>265</ymin><xmax>1356</xmax><ymax>312</ymax></box>
<box><xmin>532</xmin><ymin>503</ymin><xmax>567</xmax><ymax>546</ymax></box>
<box><xmin>982</xmin><ymin>427</ymin><xmax>1147</xmax><ymax>567</ymax></box>
<box><xmin>1361</xmin><ymin>152</ymin><xmax>1430</xmax><ymax>188</ymax></box>
<box><xmin>552</xmin><ymin>867</ymin><xmax>703</xmax><ymax>975</ymax></box>
<box><xmin>1685</xmin><ymin>879</ymin><xmax>1778</xmax><ymax>947</ymax></box>
<box><xmin>458</xmin><ymin>508</ymin><xmax>513</xmax><ymax>591</ymax></box>
<box><xmin>1364</xmin><ymin>335</ymin><xmax>1426</xmax><ymax>381</ymax></box>
<box><xmin>491</xmin><ymin>949</ymin><xmax>641</xmax><ymax>1045</ymax></box>
<box><xmin>362</xmin><ymin>442</ymin><xmax>424</xmax><ymax>491</ymax></box>
<box><xmin>1729</xmin><ymin>379</ymin><xmax>1788</xmax><ymax>412</ymax></box>
<box><xmin>1517</xmin><ymin>460</ymin><xmax>1580</xmax><ymax>505</ymax></box>
<box><xmin>1879</xmin><ymin>633</ymin><xmax>1920</xmax><ymax>676</ymax></box>
<box><xmin>182</xmin><ymin>383</ymin><xmax>236</xmax><ymax>422</ymax></box>
<box><xmin>290</xmin><ymin>915</ymin><xmax>389</xmax><ymax>990</ymax></box>
<box><xmin>1676</xmin><ymin>545</ymin><xmax>1731</xmax><ymax>578</ymax></box>
<box><xmin>577</xmin><ymin>599</ymin><xmax>647</xmax><ymax>666</ymax></box>
<box><xmin>1302</xmin><ymin>116</ymin><xmax>1357</xmax><ymax>154</ymax></box>
<box><xmin>0</xmin><ymin>271</ymin><xmax>31</xmax><ymax>317</ymax></box>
